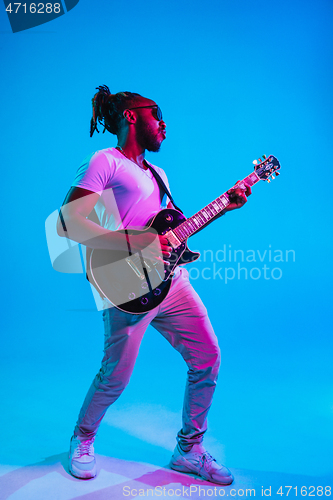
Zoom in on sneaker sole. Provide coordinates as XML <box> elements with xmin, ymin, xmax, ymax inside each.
<box><xmin>69</xmin><ymin>464</ymin><xmax>97</xmax><ymax>479</ymax></box>
<box><xmin>69</xmin><ymin>456</ymin><xmax>97</xmax><ymax>479</ymax></box>
<box><xmin>170</xmin><ymin>458</ymin><xmax>233</xmax><ymax>485</ymax></box>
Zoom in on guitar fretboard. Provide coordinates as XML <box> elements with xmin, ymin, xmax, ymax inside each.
<box><xmin>173</xmin><ymin>171</ymin><xmax>260</xmax><ymax>242</ymax></box>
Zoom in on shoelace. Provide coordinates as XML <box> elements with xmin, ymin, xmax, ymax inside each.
<box><xmin>199</xmin><ymin>452</ymin><xmax>216</xmax><ymax>471</ymax></box>
<box><xmin>73</xmin><ymin>439</ymin><xmax>94</xmax><ymax>458</ymax></box>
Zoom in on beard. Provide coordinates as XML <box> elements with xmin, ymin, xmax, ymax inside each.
<box><xmin>135</xmin><ymin>116</ymin><xmax>163</xmax><ymax>152</ymax></box>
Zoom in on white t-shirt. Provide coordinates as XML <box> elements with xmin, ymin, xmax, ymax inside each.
<box><xmin>72</xmin><ymin>147</ymin><xmax>171</xmax><ymax>230</ymax></box>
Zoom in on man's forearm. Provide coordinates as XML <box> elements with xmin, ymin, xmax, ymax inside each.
<box><xmin>58</xmin><ymin>213</ymin><xmax>129</xmax><ymax>252</ymax></box>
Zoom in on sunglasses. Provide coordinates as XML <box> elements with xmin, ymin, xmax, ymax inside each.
<box><xmin>126</xmin><ymin>105</ymin><xmax>163</xmax><ymax>121</ymax></box>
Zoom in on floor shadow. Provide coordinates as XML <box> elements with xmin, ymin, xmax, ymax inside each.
<box><xmin>0</xmin><ymin>452</ymin><xmax>69</xmax><ymax>499</ymax></box>
<box><xmin>0</xmin><ymin>452</ymin><xmax>332</xmax><ymax>500</ymax></box>
<box><xmin>0</xmin><ymin>452</ymin><xmax>232</xmax><ymax>500</ymax></box>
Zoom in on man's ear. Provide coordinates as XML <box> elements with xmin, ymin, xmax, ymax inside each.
<box><xmin>123</xmin><ymin>109</ymin><xmax>136</xmax><ymax>123</ymax></box>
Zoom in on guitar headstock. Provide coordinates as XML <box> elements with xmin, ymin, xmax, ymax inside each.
<box><xmin>253</xmin><ymin>155</ymin><xmax>281</xmax><ymax>183</ymax></box>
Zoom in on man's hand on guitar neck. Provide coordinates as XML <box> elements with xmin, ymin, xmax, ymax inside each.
<box><xmin>224</xmin><ymin>181</ymin><xmax>252</xmax><ymax>212</ymax></box>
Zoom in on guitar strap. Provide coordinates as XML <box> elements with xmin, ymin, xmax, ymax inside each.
<box><xmin>87</xmin><ymin>159</ymin><xmax>182</xmax><ymax>225</ymax></box>
<box><xmin>143</xmin><ymin>160</ymin><xmax>183</xmax><ymax>213</ymax></box>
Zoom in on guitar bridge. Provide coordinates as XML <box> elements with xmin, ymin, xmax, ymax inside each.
<box><xmin>125</xmin><ymin>256</ymin><xmax>145</xmax><ymax>280</ymax></box>
<box><xmin>143</xmin><ymin>260</ymin><xmax>153</xmax><ymax>272</ymax></box>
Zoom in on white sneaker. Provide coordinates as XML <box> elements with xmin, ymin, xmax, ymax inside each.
<box><xmin>69</xmin><ymin>435</ymin><xmax>97</xmax><ymax>479</ymax></box>
<box><xmin>170</xmin><ymin>443</ymin><xmax>234</xmax><ymax>485</ymax></box>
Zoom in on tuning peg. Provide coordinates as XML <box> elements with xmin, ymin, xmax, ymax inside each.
<box><xmin>271</xmin><ymin>175</ymin><xmax>275</xmax><ymax>180</ymax></box>
<box><xmin>253</xmin><ymin>160</ymin><xmax>258</xmax><ymax>165</ymax></box>
<box><xmin>262</xmin><ymin>155</ymin><xmax>266</xmax><ymax>159</ymax></box>
<box><xmin>267</xmin><ymin>178</ymin><xmax>271</xmax><ymax>183</ymax></box>
<box><xmin>275</xmin><ymin>171</ymin><xmax>280</xmax><ymax>176</ymax></box>
<box><xmin>258</xmin><ymin>158</ymin><xmax>262</xmax><ymax>164</ymax></box>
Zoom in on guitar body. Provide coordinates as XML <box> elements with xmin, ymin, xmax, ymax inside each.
<box><xmin>88</xmin><ymin>208</ymin><xmax>200</xmax><ymax>314</ymax></box>
<box><xmin>87</xmin><ymin>155</ymin><xmax>281</xmax><ymax>315</ymax></box>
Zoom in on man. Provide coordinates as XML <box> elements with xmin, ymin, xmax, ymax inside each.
<box><xmin>57</xmin><ymin>85</ymin><xmax>251</xmax><ymax>484</ymax></box>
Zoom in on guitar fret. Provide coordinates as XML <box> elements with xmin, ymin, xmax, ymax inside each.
<box><xmin>211</xmin><ymin>201</ymin><xmax>220</xmax><ymax>212</ymax></box>
<box><xmin>207</xmin><ymin>205</ymin><xmax>216</xmax><ymax>216</ymax></box>
<box><xmin>246</xmin><ymin>172</ymin><xmax>260</xmax><ymax>185</ymax></box>
<box><xmin>220</xmin><ymin>195</ymin><xmax>229</xmax><ymax>207</ymax></box>
<box><xmin>203</xmin><ymin>208</ymin><xmax>211</xmax><ymax>219</ymax></box>
<box><xmin>208</xmin><ymin>203</ymin><xmax>218</xmax><ymax>216</ymax></box>
<box><xmin>202</xmin><ymin>210</ymin><xmax>210</xmax><ymax>221</ymax></box>
<box><xmin>188</xmin><ymin>219</ymin><xmax>197</xmax><ymax>232</ymax></box>
<box><xmin>183</xmin><ymin>224</ymin><xmax>191</xmax><ymax>236</ymax></box>
<box><xmin>196</xmin><ymin>213</ymin><xmax>205</xmax><ymax>225</ymax></box>
<box><xmin>216</xmin><ymin>198</ymin><xmax>223</xmax><ymax>209</ymax></box>
<box><xmin>215</xmin><ymin>198</ymin><xmax>224</xmax><ymax>210</ymax></box>
<box><xmin>200</xmin><ymin>212</ymin><xmax>207</xmax><ymax>223</ymax></box>
<box><xmin>193</xmin><ymin>215</ymin><xmax>203</xmax><ymax>228</ymax></box>
<box><xmin>200</xmin><ymin>209</ymin><xmax>209</xmax><ymax>221</ymax></box>
<box><xmin>174</xmin><ymin>227</ymin><xmax>185</xmax><ymax>240</ymax></box>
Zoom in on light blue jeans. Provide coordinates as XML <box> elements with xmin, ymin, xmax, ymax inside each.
<box><xmin>74</xmin><ymin>268</ymin><xmax>221</xmax><ymax>451</ymax></box>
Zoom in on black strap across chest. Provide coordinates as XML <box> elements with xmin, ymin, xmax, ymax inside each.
<box><xmin>143</xmin><ymin>160</ymin><xmax>183</xmax><ymax>214</ymax></box>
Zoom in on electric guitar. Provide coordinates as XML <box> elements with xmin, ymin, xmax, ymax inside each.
<box><xmin>88</xmin><ymin>155</ymin><xmax>281</xmax><ymax>314</ymax></box>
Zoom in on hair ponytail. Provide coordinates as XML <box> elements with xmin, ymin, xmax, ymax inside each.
<box><xmin>90</xmin><ymin>85</ymin><xmax>141</xmax><ymax>137</ymax></box>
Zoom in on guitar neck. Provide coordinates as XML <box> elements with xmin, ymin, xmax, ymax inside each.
<box><xmin>172</xmin><ymin>171</ymin><xmax>261</xmax><ymax>242</ymax></box>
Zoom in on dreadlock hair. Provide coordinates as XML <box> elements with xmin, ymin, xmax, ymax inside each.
<box><xmin>90</xmin><ymin>85</ymin><xmax>142</xmax><ymax>137</ymax></box>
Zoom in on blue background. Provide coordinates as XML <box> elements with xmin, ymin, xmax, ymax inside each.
<box><xmin>1</xmin><ymin>0</ymin><xmax>332</xmax><ymax>486</ymax></box>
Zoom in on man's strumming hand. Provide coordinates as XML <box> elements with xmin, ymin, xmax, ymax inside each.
<box><xmin>131</xmin><ymin>231</ymin><xmax>173</xmax><ymax>265</ymax></box>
